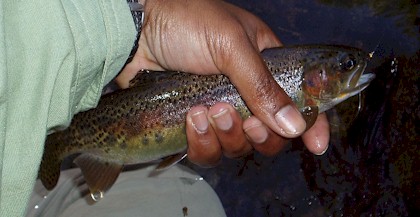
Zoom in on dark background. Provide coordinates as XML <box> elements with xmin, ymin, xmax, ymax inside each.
<box><xmin>185</xmin><ymin>0</ymin><xmax>419</xmax><ymax>216</ymax></box>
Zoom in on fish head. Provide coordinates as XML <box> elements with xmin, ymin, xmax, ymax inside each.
<box><xmin>301</xmin><ymin>45</ymin><xmax>375</xmax><ymax>112</ymax></box>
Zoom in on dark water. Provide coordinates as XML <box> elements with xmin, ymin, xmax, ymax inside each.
<box><xmin>185</xmin><ymin>1</ymin><xmax>420</xmax><ymax>216</ymax></box>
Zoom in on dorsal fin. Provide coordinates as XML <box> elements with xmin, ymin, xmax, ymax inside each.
<box><xmin>73</xmin><ymin>153</ymin><xmax>123</xmax><ymax>201</ymax></box>
<box><xmin>128</xmin><ymin>70</ymin><xmax>180</xmax><ymax>88</ymax></box>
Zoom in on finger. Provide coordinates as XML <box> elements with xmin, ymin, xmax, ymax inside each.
<box><xmin>302</xmin><ymin>113</ymin><xmax>330</xmax><ymax>155</ymax></box>
<box><xmin>243</xmin><ymin>116</ymin><xmax>288</xmax><ymax>156</ymax></box>
<box><xmin>255</xmin><ymin>24</ymin><xmax>282</xmax><ymax>51</ymax></box>
<box><xmin>186</xmin><ymin>106</ymin><xmax>222</xmax><ymax>167</ymax></box>
<box><xmin>214</xmin><ymin>33</ymin><xmax>306</xmax><ymax>139</ymax></box>
<box><xmin>213</xmin><ymin>2</ymin><xmax>307</xmax><ymax>138</ymax></box>
<box><xmin>207</xmin><ymin>103</ymin><xmax>253</xmax><ymax>158</ymax></box>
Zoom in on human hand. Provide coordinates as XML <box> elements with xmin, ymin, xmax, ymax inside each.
<box><xmin>117</xmin><ymin>0</ymin><xmax>330</xmax><ymax>167</ymax></box>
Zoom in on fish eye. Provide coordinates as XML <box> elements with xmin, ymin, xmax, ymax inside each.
<box><xmin>340</xmin><ymin>54</ymin><xmax>356</xmax><ymax>71</ymax></box>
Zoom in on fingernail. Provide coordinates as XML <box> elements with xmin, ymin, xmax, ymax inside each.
<box><xmin>190</xmin><ymin>110</ymin><xmax>208</xmax><ymax>134</ymax></box>
<box><xmin>314</xmin><ymin>136</ymin><xmax>329</xmax><ymax>156</ymax></box>
<box><xmin>315</xmin><ymin>145</ymin><xmax>329</xmax><ymax>155</ymax></box>
<box><xmin>244</xmin><ymin>123</ymin><xmax>268</xmax><ymax>144</ymax></box>
<box><xmin>275</xmin><ymin>105</ymin><xmax>306</xmax><ymax>137</ymax></box>
<box><xmin>211</xmin><ymin>109</ymin><xmax>233</xmax><ymax>131</ymax></box>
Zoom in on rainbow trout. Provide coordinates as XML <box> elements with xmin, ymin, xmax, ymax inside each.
<box><xmin>39</xmin><ymin>45</ymin><xmax>375</xmax><ymax>201</ymax></box>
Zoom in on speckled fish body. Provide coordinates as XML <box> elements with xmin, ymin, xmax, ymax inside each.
<box><xmin>39</xmin><ymin>45</ymin><xmax>374</xmax><ymax>199</ymax></box>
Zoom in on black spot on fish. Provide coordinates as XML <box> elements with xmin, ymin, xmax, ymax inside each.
<box><xmin>104</xmin><ymin>134</ymin><xmax>117</xmax><ymax>145</ymax></box>
<box><xmin>120</xmin><ymin>142</ymin><xmax>127</xmax><ymax>149</ymax></box>
<box><xmin>155</xmin><ymin>133</ymin><xmax>164</xmax><ymax>143</ymax></box>
<box><xmin>142</xmin><ymin>136</ymin><xmax>149</xmax><ymax>145</ymax></box>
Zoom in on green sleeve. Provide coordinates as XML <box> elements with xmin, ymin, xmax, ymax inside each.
<box><xmin>0</xmin><ymin>0</ymin><xmax>136</xmax><ymax>216</ymax></box>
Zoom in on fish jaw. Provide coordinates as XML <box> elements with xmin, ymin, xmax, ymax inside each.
<box><xmin>316</xmin><ymin>72</ymin><xmax>375</xmax><ymax>113</ymax></box>
<box><xmin>328</xmin><ymin>61</ymin><xmax>375</xmax><ymax>111</ymax></box>
<box><xmin>337</xmin><ymin>49</ymin><xmax>375</xmax><ymax>98</ymax></box>
<box><xmin>342</xmin><ymin>72</ymin><xmax>376</xmax><ymax>97</ymax></box>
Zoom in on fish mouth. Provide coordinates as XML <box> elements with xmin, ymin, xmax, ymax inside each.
<box><xmin>341</xmin><ymin>59</ymin><xmax>375</xmax><ymax>97</ymax></box>
<box><xmin>342</xmin><ymin>72</ymin><xmax>375</xmax><ymax>97</ymax></box>
<box><xmin>355</xmin><ymin>73</ymin><xmax>376</xmax><ymax>90</ymax></box>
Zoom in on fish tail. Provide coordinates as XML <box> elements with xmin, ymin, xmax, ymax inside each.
<box><xmin>39</xmin><ymin>136</ymin><xmax>63</xmax><ymax>190</ymax></box>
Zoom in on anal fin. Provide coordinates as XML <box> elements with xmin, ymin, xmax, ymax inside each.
<box><xmin>73</xmin><ymin>153</ymin><xmax>123</xmax><ymax>201</ymax></box>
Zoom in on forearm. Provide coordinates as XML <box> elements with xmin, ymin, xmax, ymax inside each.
<box><xmin>0</xmin><ymin>0</ymin><xmax>135</xmax><ymax>215</ymax></box>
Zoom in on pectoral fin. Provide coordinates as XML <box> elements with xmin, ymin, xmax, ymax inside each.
<box><xmin>73</xmin><ymin>153</ymin><xmax>123</xmax><ymax>201</ymax></box>
<box><xmin>300</xmin><ymin>106</ymin><xmax>319</xmax><ymax>131</ymax></box>
<box><xmin>155</xmin><ymin>152</ymin><xmax>188</xmax><ymax>171</ymax></box>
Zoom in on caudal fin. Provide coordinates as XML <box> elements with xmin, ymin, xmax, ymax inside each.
<box><xmin>38</xmin><ymin>137</ymin><xmax>63</xmax><ymax>190</ymax></box>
